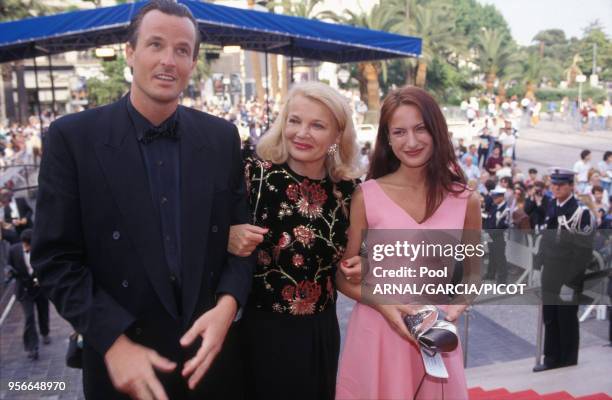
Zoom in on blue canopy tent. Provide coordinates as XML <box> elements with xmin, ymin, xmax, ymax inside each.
<box><xmin>0</xmin><ymin>0</ymin><xmax>421</xmax><ymax>63</ymax></box>
<box><xmin>0</xmin><ymin>0</ymin><xmax>421</xmax><ymax>124</ymax></box>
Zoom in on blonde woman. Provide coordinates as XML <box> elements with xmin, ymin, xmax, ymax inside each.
<box><xmin>228</xmin><ymin>82</ymin><xmax>362</xmax><ymax>400</ymax></box>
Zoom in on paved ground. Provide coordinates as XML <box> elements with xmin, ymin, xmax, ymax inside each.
<box><xmin>0</xmin><ymin>291</ymin><xmax>83</xmax><ymax>400</ymax></box>
<box><xmin>513</xmin><ymin>119</ymin><xmax>610</xmax><ymax>172</ymax></box>
<box><xmin>1</xmin><ymin>119</ymin><xmax>609</xmax><ymax>399</ymax></box>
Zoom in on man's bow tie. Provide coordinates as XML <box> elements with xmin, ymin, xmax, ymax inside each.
<box><xmin>141</xmin><ymin>121</ymin><xmax>179</xmax><ymax>144</ymax></box>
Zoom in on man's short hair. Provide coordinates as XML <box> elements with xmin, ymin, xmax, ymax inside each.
<box><xmin>580</xmin><ymin>149</ymin><xmax>591</xmax><ymax>160</ymax></box>
<box><xmin>127</xmin><ymin>0</ymin><xmax>201</xmax><ymax>60</ymax></box>
<box><xmin>20</xmin><ymin>228</ymin><xmax>33</xmax><ymax>245</ymax></box>
<box><xmin>528</xmin><ymin>168</ymin><xmax>537</xmax><ymax>175</ymax></box>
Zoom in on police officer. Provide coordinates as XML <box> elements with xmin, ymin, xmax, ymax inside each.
<box><xmin>533</xmin><ymin>168</ymin><xmax>595</xmax><ymax>372</ymax></box>
<box><xmin>485</xmin><ymin>186</ymin><xmax>510</xmax><ymax>283</ymax></box>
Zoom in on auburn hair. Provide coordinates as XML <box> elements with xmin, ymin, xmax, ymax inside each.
<box><xmin>368</xmin><ymin>86</ymin><xmax>467</xmax><ymax>222</ymax></box>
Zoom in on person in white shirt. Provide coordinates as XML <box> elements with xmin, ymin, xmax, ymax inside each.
<box><xmin>596</xmin><ymin>151</ymin><xmax>611</xmax><ymax>193</ymax></box>
<box><xmin>496</xmin><ymin>157</ymin><xmax>514</xmax><ymax>179</ymax></box>
<box><xmin>573</xmin><ymin>150</ymin><xmax>592</xmax><ymax>193</ymax></box>
<box><xmin>461</xmin><ymin>154</ymin><xmax>480</xmax><ymax>181</ymax></box>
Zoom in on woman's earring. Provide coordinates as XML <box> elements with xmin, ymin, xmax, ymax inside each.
<box><xmin>327</xmin><ymin>144</ymin><xmax>338</xmax><ymax>156</ymax></box>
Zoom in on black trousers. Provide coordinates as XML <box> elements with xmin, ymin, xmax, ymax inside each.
<box><xmin>477</xmin><ymin>147</ymin><xmax>488</xmax><ymax>168</ymax></box>
<box><xmin>488</xmin><ymin>238</ymin><xmax>507</xmax><ymax>284</ymax></box>
<box><xmin>542</xmin><ymin>304</ymin><xmax>579</xmax><ymax>367</ymax></box>
<box><xmin>82</xmin><ymin>322</ymin><xmax>245</xmax><ymax>400</ymax></box>
<box><xmin>19</xmin><ymin>294</ymin><xmax>50</xmax><ymax>352</ymax></box>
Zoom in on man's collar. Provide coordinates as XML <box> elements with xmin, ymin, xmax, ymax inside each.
<box><xmin>556</xmin><ymin>194</ymin><xmax>573</xmax><ymax>208</ymax></box>
<box><xmin>126</xmin><ymin>95</ymin><xmax>180</xmax><ymax>142</ymax></box>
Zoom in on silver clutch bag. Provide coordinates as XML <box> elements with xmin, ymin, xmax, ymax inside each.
<box><xmin>403</xmin><ymin>306</ymin><xmax>459</xmax><ymax>354</ymax></box>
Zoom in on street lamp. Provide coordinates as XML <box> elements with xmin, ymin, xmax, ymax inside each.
<box><xmin>576</xmin><ymin>74</ymin><xmax>586</xmax><ymax>107</ymax></box>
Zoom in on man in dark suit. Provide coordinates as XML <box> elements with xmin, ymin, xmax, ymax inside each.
<box><xmin>1</xmin><ymin>188</ymin><xmax>33</xmax><ymax>243</ymax></box>
<box><xmin>524</xmin><ymin>181</ymin><xmax>550</xmax><ymax>230</ymax></box>
<box><xmin>7</xmin><ymin>229</ymin><xmax>50</xmax><ymax>360</ymax></box>
<box><xmin>484</xmin><ymin>186</ymin><xmax>510</xmax><ymax>283</ymax></box>
<box><xmin>31</xmin><ymin>1</ymin><xmax>253</xmax><ymax>399</ymax></box>
<box><xmin>533</xmin><ymin>168</ymin><xmax>594</xmax><ymax>372</ymax></box>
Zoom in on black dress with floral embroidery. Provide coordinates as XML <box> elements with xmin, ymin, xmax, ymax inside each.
<box><xmin>243</xmin><ymin>157</ymin><xmax>357</xmax><ymax>316</ymax></box>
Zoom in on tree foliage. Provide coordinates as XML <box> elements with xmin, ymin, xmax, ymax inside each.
<box><xmin>85</xmin><ymin>57</ymin><xmax>129</xmax><ymax>107</ymax></box>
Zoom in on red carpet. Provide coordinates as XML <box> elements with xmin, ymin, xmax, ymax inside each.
<box><xmin>468</xmin><ymin>387</ymin><xmax>611</xmax><ymax>400</ymax></box>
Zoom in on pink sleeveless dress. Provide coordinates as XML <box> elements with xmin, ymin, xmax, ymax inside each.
<box><xmin>336</xmin><ymin>179</ymin><xmax>470</xmax><ymax>400</ymax></box>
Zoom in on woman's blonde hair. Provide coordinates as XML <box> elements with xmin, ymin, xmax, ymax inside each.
<box><xmin>256</xmin><ymin>81</ymin><xmax>362</xmax><ymax>181</ymax></box>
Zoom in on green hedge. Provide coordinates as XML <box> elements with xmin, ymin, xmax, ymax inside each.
<box><xmin>535</xmin><ymin>86</ymin><xmax>607</xmax><ymax>102</ymax></box>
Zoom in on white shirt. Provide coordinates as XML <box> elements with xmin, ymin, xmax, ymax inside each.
<box><xmin>556</xmin><ymin>194</ymin><xmax>574</xmax><ymax>208</ymax></box>
<box><xmin>9</xmin><ymin>198</ymin><xmax>19</xmax><ymax>221</ymax></box>
<box><xmin>498</xmin><ymin>132</ymin><xmax>516</xmax><ymax>147</ymax></box>
<box><xmin>461</xmin><ymin>164</ymin><xmax>480</xmax><ymax>181</ymax></box>
<box><xmin>23</xmin><ymin>244</ymin><xmax>33</xmax><ymax>276</ymax></box>
<box><xmin>573</xmin><ymin>160</ymin><xmax>591</xmax><ymax>182</ymax></box>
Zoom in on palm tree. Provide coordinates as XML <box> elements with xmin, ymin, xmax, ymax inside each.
<box><xmin>475</xmin><ymin>28</ymin><xmax>516</xmax><ymax>94</ymax></box>
<box><xmin>270</xmin><ymin>0</ymin><xmax>324</xmax><ymax>101</ymax></box>
<box><xmin>506</xmin><ymin>51</ymin><xmax>561</xmax><ymax>99</ymax></box>
<box><xmin>319</xmin><ymin>5</ymin><xmax>399</xmax><ymax>117</ymax></box>
<box><xmin>388</xmin><ymin>0</ymin><xmax>466</xmax><ymax>87</ymax></box>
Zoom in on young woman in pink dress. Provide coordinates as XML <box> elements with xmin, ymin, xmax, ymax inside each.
<box><xmin>336</xmin><ymin>86</ymin><xmax>482</xmax><ymax>400</ymax></box>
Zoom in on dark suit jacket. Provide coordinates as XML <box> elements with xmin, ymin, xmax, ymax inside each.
<box><xmin>7</xmin><ymin>243</ymin><xmax>39</xmax><ymax>301</ymax></box>
<box><xmin>524</xmin><ymin>195</ymin><xmax>550</xmax><ymax>229</ymax></box>
<box><xmin>4</xmin><ymin>197</ymin><xmax>33</xmax><ymax>231</ymax></box>
<box><xmin>31</xmin><ymin>95</ymin><xmax>253</xmax><ymax>361</ymax></box>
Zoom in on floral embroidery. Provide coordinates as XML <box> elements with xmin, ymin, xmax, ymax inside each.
<box><xmin>272</xmin><ymin>232</ymin><xmax>292</xmax><ymax>262</ymax></box>
<box><xmin>292</xmin><ymin>253</ymin><xmax>304</xmax><ymax>268</ymax></box>
<box><xmin>286</xmin><ymin>184</ymin><xmax>299</xmax><ymax>201</ymax></box>
<box><xmin>333</xmin><ymin>246</ymin><xmax>346</xmax><ymax>263</ymax></box>
<box><xmin>278</xmin><ymin>202</ymin><xmax>293</xmax><ymax>219</ymax></box>
<box><xmin>281</xmin><ymin>280</ymin><xmax>322</xmax><ymax>315</ymax></box>
<box><xmin>257</xmin><ymin>250</ymin><xmax>271</xmax><ymax>266</ymax></box>
<box><xmin>293</xmin><ymin>225</ymin><xmax>315</xmax><ymax>248</ymax></box>
<box><xmin>295</xmin><ymin>180</ymin><xmax>328</xmax><ymax>219</ymax></box>
<box><xmin>244</xmin><ymin>158</ymin><xmax>357</xmax><ymax>315</ymax></box>
<box><xmin>278</xmin><ymin>232</ymin><xmax>292</xmax><ymax>249</ymax></box>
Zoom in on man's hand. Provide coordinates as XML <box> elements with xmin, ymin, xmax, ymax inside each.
<box><xmin>180</xmin><ymin>295</ymin><xmax>237</xmax><ymax>389</ymax></box>
<box><xmin>339</xmin><ymin>256</ymin><xmax>362</xmax><ymax>283</ymax></box>
<box><xmin>227</xmin><ymin>224</ymin><xmax>267</xmax><ymax>257</ymax></box>
<box><xmin>104</xmin><ymin>334</ymin><xmax>176</xmax><ymax>400</ymax></box>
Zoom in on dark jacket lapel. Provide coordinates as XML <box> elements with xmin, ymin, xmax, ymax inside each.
<box><xmin>93</xmin><ymin>96</ymin><xmax>179</xmax><ymax>319</ymax></box>
<box><xmin>179</xmin><ymin>109</ymin><xmax>214</xmax><ymax>325</ymax></box>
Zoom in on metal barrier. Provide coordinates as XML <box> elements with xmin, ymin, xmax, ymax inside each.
<box><xmin>463</xmin><ymin>229</ymin><xmax>610</xmax><ymax>369</ymax></box>
<box><xmin>0</xmin><ymin>280</ymin><xmax>16</xmax><ymax>327</ymax></box>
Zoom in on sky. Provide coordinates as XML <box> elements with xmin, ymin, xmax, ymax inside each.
<box><xmin>476</xmin><ymin>0</ymin><xmax>612</xmax><ymax>45</ymax></box>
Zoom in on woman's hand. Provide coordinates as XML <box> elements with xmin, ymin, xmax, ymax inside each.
<box><xmin>227</xmin><ymin>224</ymin><xmax>268</xmax><ymax>257</ymax></box>
<box><xmin>339</xmin><ymin>255</ymin><xmax>362</xmax><ymax>283</ymax></box>
<box><xmin>373</xmin><ymin>304</ymin><xmax>422</xmax><ymax>344</ymax></box>
<box><xmin>444</xmin><ymin>304</ymin><xmax>468</xmax><ymax>323</ymax></box>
